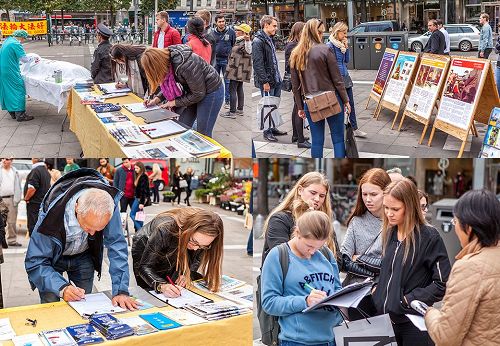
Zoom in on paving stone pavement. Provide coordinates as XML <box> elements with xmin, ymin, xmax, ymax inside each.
<box><xmin>0</xmin><ymin>40</ymin><xmax>251</xmax><ymax>158</ymax></box>
<box><xmin>250</xmin><ymin>50</ymin><xmax>497</xmax><ymax>158</ymax></box>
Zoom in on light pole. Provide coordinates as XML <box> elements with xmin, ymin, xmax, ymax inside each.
<box><xmin>134</xmin><ymin>0</ymin><xmax>139</xmax><ymax>34</ymax></box>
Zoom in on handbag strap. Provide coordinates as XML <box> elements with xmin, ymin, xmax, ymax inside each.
<box><xmin>361</xmin><ymin>230</ymin><xmax>382</xmax><ymax>257</ymax></box>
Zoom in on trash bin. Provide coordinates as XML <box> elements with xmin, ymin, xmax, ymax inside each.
<box><xmin>347</xmin><ymin>34</ymin><xmax>355</xmax><ymax>70</ymax></box>
<box><xmin>386</xmin><ymin>31</ymin><xmax>409</xmax><ymax>51</ymax></box>
<box><xmin>369</xmin><ymin>33</ymin><xmax>387</xmax><ymax>70</ymax></box>
<box><xmin>353</xmin><ymin>35</ymin><xmax>370</xmax><ymax>70</ymax></box>
<box><xmin>429</xmin><ymin>198</ymin><xmax>461</xmax><ymax>266</ymax></box>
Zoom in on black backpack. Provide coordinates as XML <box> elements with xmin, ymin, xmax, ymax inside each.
<box><xmin>256</xmin><ymin>243</ymin><xmax>332</xmax><ymax>346</ymax></box>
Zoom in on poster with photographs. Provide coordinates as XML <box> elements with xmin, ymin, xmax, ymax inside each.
<box><xmin>405</xmin><ymin>56</ymin><xmax>448</xmax><ymax>119</ymax></box>
<box><xmin>435</xmin><ymin>59</ymin><xmax>486</xmax><ymax>129</ymax></box>
<box><xmin>382</xmin><ymin>53</ymin><xmax>418</xmax><ymax>106</ymax></box>
<box><xmin>372</xmin><ymin>50</ymin><xmax>398</xmax><ymax>97</ymax></box>
<box><xmin>480</xmin><ymin>107</ymin><xmax>500</xmax><ymax>158</ymax></box>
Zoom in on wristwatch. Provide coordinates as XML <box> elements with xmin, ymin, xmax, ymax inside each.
<box><xmin>155</xmin><ymin>281</ymin><xmax>166</xmax><ymax>294</ymax></box>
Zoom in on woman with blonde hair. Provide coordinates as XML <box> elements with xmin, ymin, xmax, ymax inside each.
<box><xmin>261</xmin><ymin>210</ymin><xmax>342</xmax><ymax>346</ymax></box>
<box><xmin>372</xmin><ymin>179</ymin><xmax>451</xmax><ymax>345</ymax></box>
<box><xmin>328</xmin><ymin>22</ymin><xmax>366</xmax><ymax>137</ymax></box>
<box><xmin>132</xmin><ymin>208</ymin><xmax>223</xmax><ymax>297</ymax></box>
<box><xmin>150</xmin><ymin>163</ymin><xmax>163</xmax><ymax>204</ymax></box>
<box><xmin>129</xmin><ymin>161</ymin><xmax>150</xmax><ymax>231</ymax></box>
<box><xmin>290</xmin><ymin>19</ymin><xmax>350</xmax><ymax>158</ymax></box>
<box><xmin>141</xmin><ymin>46</ymin><xmax>223</xmax><ymax>137</ymax></box>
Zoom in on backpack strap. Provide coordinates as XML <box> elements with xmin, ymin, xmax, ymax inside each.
<box><xmin>277</xmin><ymin>243</ymin><xmax>289</xmax><ymax>290</ymax></box>
<box><xmin>319</xmin><ymin>246</ymin><xmax>333</xmax><ymax>263</ymax></box>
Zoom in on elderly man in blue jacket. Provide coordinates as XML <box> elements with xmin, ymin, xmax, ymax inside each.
<box><xmin>25</xmin><ymin>168</ymin><xmax>139</xmax><ymax>310</ymax></box>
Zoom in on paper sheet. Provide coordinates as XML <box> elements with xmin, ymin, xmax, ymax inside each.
<box><xmin>123</xmin><ymin>102</ymin><xmax>161</xmax><ymax>113</ymax></box>
<box><xmin>139</xmin><ymin>120</ymin><xmax>187</xmax><ymax>139</ymax></box>
<box><xmin>148</xmin><ymin>288</ymin><xmax>211</xmax><ymax>308</ymax></box>
<box><xmin>0</xmin><ymin>318</ymin><xmax>16</xmax><ymax>341</ymax></box>
<box><xmin>406</xmin><ymin>314</ymin><xmax>427</xmax><ymax>331</ymax></box>
<box><xmin>67</xmin><ymin>292</ymin><xmax>126</xmax><ymax>317</ymax></box>
<box><xmin>318</xmin><ymin>285</ymin><xmax>372</xmax><ymax>309</ymax></box>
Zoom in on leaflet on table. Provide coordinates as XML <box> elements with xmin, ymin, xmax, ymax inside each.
<box><xmin>436</xmin><ymin>59</ymin><xmax>486</xmax><ymax>130</ymax></box>
<box><xmin>139</xmin><ymin>120</ymin><xmax>188</xmax><ymax>139</ymax></box>
<box><xmin>107</xmin><ymin>123</ymin><xmax>151</xmax><ymax>147</ymax></box>
<box><xmin>97</xmin><ymin>112</ymin><xmax>130</xmax><ymax>124</ymax></box>
<box><xmin>12</xmin><ymin>333</ymin><xmax>44</xmax><ymax>346</ymax></box>
<box><xmin>216</xmin><ymin>284</ymin><xmax>254</xmax><ymax>309</ymax></box>
<box><xmin>139</xmin><ymin>312</ymin><xmax>182</xmax><ymax>330</ymax></box>
<box><xmin>161</xmin><ymin>309</ymin><xmax>209</xmax><ymax>325</ymax></box>
<box><xmin>184</xmin><ymin>301</ymin><xmax>250</xmax><ymax>320</ymax></box>
<box><xmin>79</xmin><ymin>92</ymin><xmax>105</xmax><ymax>105</ymax></box>
<box><xmin>67</xmin><ymin>292</ymin><xmax>126</xmax><ymax>317</ymax></box>
<box><xmin>302</xmin><ymin>281</ymin><xmax>373</xmax><ymax>313</ymax></box>
<box><xmin>121</xmin><ymin>139</ymin><xmax>194</xmax><ymax>158</ymax></box>
<box><xmin>89</xmin><ymin>314</ymin><xmax>134</xmax><ymax>340</ymax></box>
<box><xmin>119</xmin><ymin>316</ymin><xmax>158</xmax><ymax>335</ymax></box>
<box><xmin>148</xmin><ymin>288</ymin><xmax>212</xmax><ymax>308</ymax></box>
<box><xmin>40</xmin><ymin>329</ymin><xmax>77</xmax><ymax>346</ymax></box>
<box><xmin>382</xmin><ymin>53</ymin><xmax>417</xmax><ymax>105</ymax></box>
<box><xmin>103</xmin><ymin>287</ymin><xmax>166</xmax><ymax>309</ymax></box>
<box><xmin>123</xmin><ymin>102</ymin><xmax>161</xmax><ymax>113</ymax></box>
<box><xmin>171</xmin><ymin>130</ymin><xmax>221</xmax><ymax>157</ymax></box>
<box><xmin>97</xmin><ymin>83</ymin><xmax>131</xmax><ymax>94</ymax></box>
<box><xmin>0</xmin><ymin>318</ymin><xmax>16</xmax><ymax>341</ymax></box>
<box><xmin>193</xmin><ymin>275</ymin><xmax>246</xmax><ymax>293</ymax></box>
<box><xmin>65</xmin><ymin>324</ymin><xmax>104</xmax><ymax>345</ymax></box>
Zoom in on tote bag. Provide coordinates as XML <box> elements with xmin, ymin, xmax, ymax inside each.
<box><xmin>257</xmin><ymin>93</ymin><xmax>284</xmax><ymax>131</ymax></box>
<box><xmin>334</xmin><ymin>313</ymin><xmax>397</xmax><ymax>345</ymax></box>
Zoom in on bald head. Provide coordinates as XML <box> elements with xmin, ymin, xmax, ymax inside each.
<box><xmin>76</xmin><ymin>188</ymin><xmax>115</xmax><ymax>235</ymax></box>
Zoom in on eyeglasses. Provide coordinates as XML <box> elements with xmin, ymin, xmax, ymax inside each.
<box><xmin>188</xmin><ymin>237</ymin><xmax>211</xmax><ymax>250</ymax></box>
<box><xmin>420</xmin><ymin>204</ymin><xmax>428</xmax><ymax>211</ymax></box>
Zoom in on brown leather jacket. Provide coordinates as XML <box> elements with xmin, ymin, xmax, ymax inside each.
<box><xmin>425</xmin><ymin>238</ymin><xmax>500</xmax><ymax>345</ymax></box>
<box><xmin>290</xmin><ymin>44</ymin><xmax>349</xmax><ymax>111</ymax></box>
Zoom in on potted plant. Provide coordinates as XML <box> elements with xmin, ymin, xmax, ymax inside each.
<box><xmin>195</xmin><ymin>189</ymin><xmax>211</xmax><ymax>203</ymax></box>
<box><xmin>163</xmin><ymin>191</ymin><xmax>175</xmax><ymax>203</ymax></box>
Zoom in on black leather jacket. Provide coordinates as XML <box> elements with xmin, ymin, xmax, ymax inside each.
<box><xmin>135</xmin><ymin>174</ymin><xmax>150</xmax><ymax>205</ymax></box>
<box><xmin>131</xmin><ymin>214</ymin><xmax>203</xmax><ymax>291</ymax></box>
<box><xmin>252</xmin><ymin>30</ymin><xmax>279</xmax><ymax>88</ymax></box>
<box><xmin>91</xmin><ymin>40</ymin><xmax>113</xmax><ymax>84</ymax></box>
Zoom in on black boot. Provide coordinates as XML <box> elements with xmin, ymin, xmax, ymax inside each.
<box><xmin>16</xmin><ymin>111</ymin><xmax>34</xmax><ymax>122</ymax></box>
<box><xmin>8</xmin><ymin>112</ymin><xmax>16</xmax><ymax>119</ymax></box>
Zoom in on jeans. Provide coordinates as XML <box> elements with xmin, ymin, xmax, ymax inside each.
<box><xmin>393</xmin><ymin>321</ymin><xmax>434</xmax><ymax>346</ymax></box>
<box><xmin>178</xmin><ymin>83</ymin><xmax>224</xmax><ymax>137</ymax></box>
<box><xmin>119</xmin><ymin>196</ymin><xmax>135</xmax><ymax>213</ymax></box>
<box><xmin>152</xmin><ymin>181</ymin><xmax>161</xmax><ymax>204</ymax></box>
<box><xmin>496</xmin><ymin>66</ymin><xmax>500</xmax><ymax>99</ymax></box>
<box><xmin>246</xmin><ymin>228</ymin><xmax>253</xmax><ymax>255</ymax></box>
<box><xmin>130</xmin><ymin>198</ymin><xmax>144</xmax><ymax>231</ymax></box>
<box><xmin>39</xmin><ymin>251</ymin><xmax>94</xmax><ymax>303</ymax></box>
<box><xmin>346</xmin><ymin>87</ymin><xmax>358</xmax><ymax>130</ymax></box>
<box><xmin>229</xmin><ymin>80</ymin><xmax>244</xmax><ymax>112</ymax></box>
<box><xmin>259</xmin><ymin>82</ymin><xmax>282</xmax><ymax>134</ymax></box>
<box><xmin>304</xmin><ymin>100</ymin><xmax>346</xmax><ymax>158</ymax></box>
<box><xmin>215</xmin><ymin>59</ymin><xmax>230</xmax><ymax>103</ymax></box>
<box><xmin>280</xmin><ymin>340</ymin><xmax>335</xmax><ymax>346</ymax></box>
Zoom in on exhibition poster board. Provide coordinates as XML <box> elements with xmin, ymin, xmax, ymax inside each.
<box><xmin>375</xmin><ymin>51</ymin><xmax>420</xmax><ymax>129</ymax></box>
<box><xmin>399</xmin><ymin>54</ymin><xmax>451</xmax><ymax>143</ymax></box>
<box><xmin>366</xmin><ymin>48</ymin><xmax>399</xmax><ymax>111</ymax></box>
<box><xmin>480</xmin><ymin>107</ymin><xmax>500</xmax><ymax>158</ymax></box>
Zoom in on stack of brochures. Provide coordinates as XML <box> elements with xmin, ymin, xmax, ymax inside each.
<box><xmin>193</xmin><ymin>275</ymin><xmax>246</xmax><ymax>293</ymax></box>
<box><xmin>40</xmin><ymin>329</ymin><xmax>77</xmax><ymax>346</ymax></box>
<box><xmin>107</xmin><ymin>124</ymin><xmax>151</xmax><ymax>147</ymax></box>
<box><xmin>171</xmin><ymin>130</ymin><xmax>221</xmax><ymax>157</ymax></box>
<box><xmin>217</xmin><ymin>284</ymin><xmax>254</xmax><ymax>309</ymax></box>
<box><xmin>12</xmin><ymin>334</ymin><xmax>44</xmax><ymax>346</ymax></box>
<box><xmin>89</xmin><ymin>314</ymin><xmax>134</xmax><ymax>340</ymax></box>
<box><xmin>162</xmin><ymin>309</ymin><xmax>209</xmax><ymax>326</ymax></box>
<box><xmin>139</xmin><ymin>120</ymin><xmax>187</xmax><ymax>139</ymax></box>
<box><xmin>119</xmin><ymin>317</ymin><xmax>158</xmax><ymax>336</ymax></box>
<box><xmin>138</xmin><ymin>312</ymin><xmax>182</xmax><ymax>330</ymax></box>
<box><xmin>184</xmin><ymin>301</ymin><xmax>250</xmax><ymax>321</ymax></box>
<box><xmin>65</xmin><ymin>324</ymin><xmax>104</xmax><ymax>345</ymax></box>
<box><xmin>97</xmin><ymin>112</ymin><xmax>130</xmax><ymax>124</ymax></box>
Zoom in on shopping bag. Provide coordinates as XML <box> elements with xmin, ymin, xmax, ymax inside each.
<box><xmin>257</xmin><ymin>93</ymin><xmax>283</xmax><ymax>131</ymax></box>
<box><xmin>345</xmin><ymin>121</ymin><xmax>359</xmax><ymax>158</ymax></box>
<box><xmin>179</xmin><ymin>179</ymin><xmax>188</xmax><ymax>189</ymax></box>
<box><xmin>135</xmin><ymin>211</ymin><xmax>146</xmax><ymax>222</ymax></box>
<box><xmin>334</xmin><ymin>313</ymin><xmax>396</xmax><ymax>345</ymax></box>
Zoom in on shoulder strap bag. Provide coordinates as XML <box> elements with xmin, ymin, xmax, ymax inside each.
<box><xmin>298</xmin><ymin>70</ymin><xmax>341</xmax><ymax>123</ymax></box>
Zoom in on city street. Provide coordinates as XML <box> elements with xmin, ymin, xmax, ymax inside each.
<box><xmin>0</xmin><ymin>40</ymin><xmax>252</xmax><ymax>157</ymax></box>
<box><xmin>1</xmin><ymin>199</ymin><xmax>252</xmax><ymax>308</ymax></box>
<box><xmin>250</xmin><ymin>49</ymin><xmax>499</xmax><ymax>158</ymax></box>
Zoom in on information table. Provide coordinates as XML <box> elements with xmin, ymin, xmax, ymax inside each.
<box><xmin>67</xmin><ymin>89</ymin><xmax>231</xmax><ymax>158</ymax></box>
<box><xmin>0</xmin><ymin>288</ymin><xmax>252</xmax><ymax>346</ymax></box>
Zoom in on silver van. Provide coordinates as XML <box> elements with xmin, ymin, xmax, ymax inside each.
<box><xmin>408</xmin><ymin>24</ymin><xmax>480</xmax><ymax>52</ymax></box>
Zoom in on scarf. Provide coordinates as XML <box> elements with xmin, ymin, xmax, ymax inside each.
<box><xmin>160</xmin><ymin>65</ymin><xmax>183</xmax><ymax>101</ymax></box>
<box><xmin>329</xmin><ymin>36</ymin><xmax>347</xmax><ymax>54</ymax></box>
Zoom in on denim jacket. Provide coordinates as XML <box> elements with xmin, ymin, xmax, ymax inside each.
<box><xmin>479</xmin><ymin>23</ymin><xmax>493</xmax><ymax>51</ymax></box>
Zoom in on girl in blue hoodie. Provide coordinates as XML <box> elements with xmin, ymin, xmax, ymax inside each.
<box><xmin>261</xmin><ymin>210</ymin><xmax>342</xmax><ymax>346</ymax></box>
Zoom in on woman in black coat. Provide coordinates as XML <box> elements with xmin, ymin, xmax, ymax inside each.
<box><xmin>130</xmin><ymin>161</ymin><xmax>150</xmax><ymax>231</ymax></box>
<box><xmin>183</xmin><ymin>167</ymin><xmax>194</xmax><ymax>207</ymax></box>
<box><xmin>172</xmin><ymin>165</ymin><xmax>183</xmax><ymax>205</ymax></box>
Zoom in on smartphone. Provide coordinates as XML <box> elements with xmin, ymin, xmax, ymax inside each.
<box><xmin>410</xmin><ymin>300</ymin><xmax>429</xmax><ymax>316</ymax></box>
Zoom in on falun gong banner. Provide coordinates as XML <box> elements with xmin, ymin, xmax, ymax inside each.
<box><xmin>0</xmin><ymin>21</ymin><xmax>48</xmax><ymax>36</ymax></box>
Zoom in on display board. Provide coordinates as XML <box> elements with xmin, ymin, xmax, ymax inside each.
<box><xmin>428</xmin><ymin>57</ymin><xmax>500</xmax><ymax>158</ymax></box>
<box><xmin>480</xmin><ymin>107</ymin><xmax>500</xmax><ymax>157</ymax></box>
<box><xmin>366</xmin><ymin>48</ymin><xmax>399</xmax><ymax>112</ymax></box>
<box><xmin>375</xmin><ymin>51</ymin><xmax>420</xmax><ymax>129</ymax></box>
<box><xmin>398</xmin><ymin>54</ymin><xmax>451</xmax><ymax>144</ymax></box>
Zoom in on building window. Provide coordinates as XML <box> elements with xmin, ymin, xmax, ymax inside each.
<box><xmin>197</xmin><ymin>0</ymin><xmax>201</xmax><ymax>6</ymax></box>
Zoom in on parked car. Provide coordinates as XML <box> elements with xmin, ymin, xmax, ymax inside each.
<box><xmin>408</xmin><ymin>24</ymin><xmax>480</xmax><ymax>52</ymax></box>
<box><xmin>350</xmin><ymin>20</ymin><xmax>400</xmax><ymax>33</ymax></box>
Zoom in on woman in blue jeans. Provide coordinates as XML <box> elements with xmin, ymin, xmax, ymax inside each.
<box><xmin>290</xmin><ymin>19</ymin><xmax>351</xmax><ymax>158</ymax></box>
<box><xmin>141</xmin><ymin>45</ymin><xmax>223</xmax><ymax>137</ymax></box>
<box><xmin>130</xmin><ymin>161</ymin><xmax>150</xmax><ymax>232</ymax></box>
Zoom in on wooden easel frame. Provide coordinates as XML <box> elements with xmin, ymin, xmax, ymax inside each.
<box><xmin>374</xmin><ymin>51</ymin><xmax>420</xmax><ymax>129</ymax></box>
<box><xmin>428</xmin><ymin>58</ymin><xmax>499</xmax><ymax>157</ymax></box>
<box><xmin>366</xmin><ymin>48</ymin><xmax>399</xmax><ymax>114</ymax></box>
<box><xmin>398</xmin><ymin>54</ymin><xmax>451</xmax><ymax>144</ymax></box>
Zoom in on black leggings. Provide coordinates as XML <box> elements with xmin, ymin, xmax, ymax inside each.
<box><xmin>229</xmin><ymin>80</ymin><xmax>244</xmax><ymax>112</ymax></box>
<box><xmin>173</xmin><ymin>187</ymin><xmax>182</xmax><ymax>204</ymax></box>
<box><xmin>393</xmin><ymin>321</ymin><xmax>434</xmax><ymax>346</ymax></box>
<box><xmin>152</xmin><ymin>181</ymin><xmax>161</xmax><ymax>203</ymax></box>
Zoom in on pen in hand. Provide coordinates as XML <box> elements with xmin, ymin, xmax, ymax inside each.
<box><xmin>166</xmin><ymin>276</ymin><xmax>182</xmax><ymax>296</ymax></box>
<box><xmin>69</xmin><ymin>280</ymin><xmax>86</xmax><ymax>301</ymax></box>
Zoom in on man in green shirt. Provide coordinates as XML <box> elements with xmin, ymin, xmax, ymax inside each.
<box><xmin>63</xmin><ymin>158</ymin><xmax>80</xmax><ymax>175</ymax></box>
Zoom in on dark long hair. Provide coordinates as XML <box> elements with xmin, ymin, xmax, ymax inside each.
<box><xmin>187</xmin><ymin>17</ymin><xmax>209</xmax><ymax>47</ymax></box>
<box><xmin>110</xmin><ymin>44</ymin><xmax>147</xmax><ymax>80</ymax></box>
<box><xmin>288</xmin><ymin>21</ymin><xmax>305</xmax><ymax>43</ymax></box>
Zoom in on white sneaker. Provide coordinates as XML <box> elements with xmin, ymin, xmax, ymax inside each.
<box><xmin>354</xmin><ymin>129</ymin><xmax>367</xmax><ymax>137</ymax></box>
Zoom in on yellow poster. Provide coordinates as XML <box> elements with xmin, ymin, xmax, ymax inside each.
<box><xmin>0</xmin><ymin>20</ymin><xmax>48</xmax><ymax>36</ymax></box>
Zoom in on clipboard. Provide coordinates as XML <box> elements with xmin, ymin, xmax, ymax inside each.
<box><xmin>302</xmin><ymin>281</ymin><xmax>372</xmax><ymax>313</ymax></box>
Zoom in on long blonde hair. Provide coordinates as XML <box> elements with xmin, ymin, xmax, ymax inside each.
<box><xmin>330</xmin><ymin>21</ymin><xmax>348</xmax><ymax>41</ymax></box>
<box><xmin>382</xmin><ymin>179</ymin><xmax>427</xmax><ymax>264</ymax></box>
<box><xmin>158</xmin><ymin>208</ymin><xmax>223</xmax><ymax>291</ymax></box>
<box><xmin>289</xmin><ymin>18</ymin><xmax>323</xmax><ymax>72</ymax></box>
<box><xmin>140</xmin><ymin>48</ymin><xmax>171</xmax><ymax>94</ymax></box>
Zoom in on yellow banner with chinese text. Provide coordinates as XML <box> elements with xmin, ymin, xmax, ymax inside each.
<box><xmin>0</xmin><ymin>20</ymin><xmax>47</xmax><ymax>36</ymax></box>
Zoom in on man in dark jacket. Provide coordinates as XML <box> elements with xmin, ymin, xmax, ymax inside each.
<box><xmin>91</xmin><ymin>24</ymin><xmax>113</xmax><ymax>84</ymax></box>
<box><xmin>24</xmin><ymin>169</ymin><xmax>138</xmax><ymax>310</ymax></box>
<box><xmin>252</xmin><ymin>15</ymin><xmax>288</xmax><ymax>142</ymax></box>
<box><xmin>423</xmin><ymin>20</ymin><xmax>445</xmax><ymax>55</ymax></box>
<box><xmin>24</xmin><ymin>159</ymin><xmax>51</xmax><ymax>236</ymax></box>
<box><xmin>213</xmin><ymin>15</ymin><xmax>236</xmax><ymax>107</ymax></box>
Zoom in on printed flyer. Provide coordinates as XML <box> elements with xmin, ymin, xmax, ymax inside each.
<box><xmin>372</xmin><ymin>50</ymin><xmax>397</xmax><ymax>96</ymax></box>
<box><xmin>481</xmin><ymin>107</ymin><xmax>500</xmax><ymax>157</ymax></box>
<box><xmin>406</xmin><ymin>57</ymin><xmax>447</xmax><ymax>119</ymax></box>
<box><xmin>383</xmin><ymin>53</ymin><xmax>417</xmax><ymax>105</ymax></box>
<box><xmin>436</xmin><ymin>59</ymin><xmax>486</xmax><ymax>129</ymax></box>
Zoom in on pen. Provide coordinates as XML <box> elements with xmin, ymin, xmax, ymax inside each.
<box><xmin>303</xmin><ymin>283</ymin><xmax>315</xmax><ymax>292</ymax></box>
<box><xmin>69</xmin><ymin>280</ymin><xmax>86</xmax><ymax>300</ymax></box>
<box><xmin>166</xmin><ymin>276</ymin><xmax>182</xmax><ymax>296</ymax></box>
